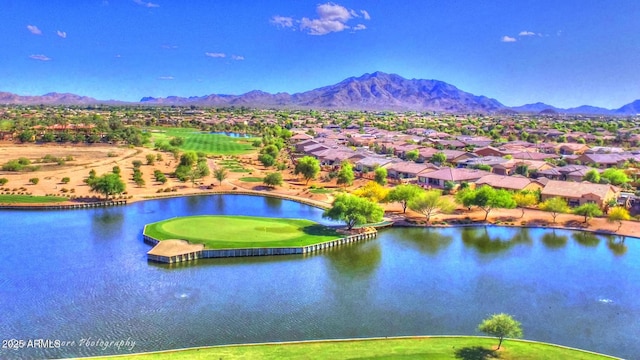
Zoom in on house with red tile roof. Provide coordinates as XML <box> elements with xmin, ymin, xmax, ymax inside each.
<box><xmin>540</xmin><ymin>180</ymin><xmax>619</xmax><ymax>208</ymax></box>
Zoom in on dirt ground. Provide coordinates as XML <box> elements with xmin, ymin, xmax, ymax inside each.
<box><xmin>1</xmin><ymin>142</ymin><xmax>638</xmax><ymax>238</ymax></box>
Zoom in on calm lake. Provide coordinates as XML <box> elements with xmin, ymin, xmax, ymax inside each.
<box><xmin>0</xmin><ymin>195</ymin><xmax>638</xmax><ymax>359</ymax></box>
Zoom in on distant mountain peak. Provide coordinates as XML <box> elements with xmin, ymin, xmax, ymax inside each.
<box><xmin>0</xmin><ymin>72</ymin><xmax>638</xmax><ymax>114</ymax></box>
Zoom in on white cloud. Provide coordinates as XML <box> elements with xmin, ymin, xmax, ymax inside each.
<box><xmin>29</xmin><ymin>54</ymin><xmax>51</xmax><ymax>61</ymax></box>
<box><xmin>519</xmin><ymin>30</ymin><xmax>535</xmax><ymax>36</ymax></box>
<box><xmin>231</xmin><ymin>55</ymin><xmax>244</xmax><ymax>61</ymax></box>
<box><xmin>158</xmin><ymin>76</ymin><xmax>174</xmax><ymax>80</ymax></box>
<box><xmin>27</xmin><ymin>25</ymin><xmax>42</xmax><ymax>35</ymax></box>
<box><xmin>161</xmin><ymin>44</ymin><xmax>178</xmax><ymax>49</ymax></box>
<box><xmin>56</xmin><ymin>30</ymin><xmax>67</xmax><ymax>38</ymax></box>
<box><xmin>300</xmin><ymin>17</ymin><xmax>348</xmax><ymax>35</ymax></box>
<box><xmin>353</xmin><ymin>24</ymin><xmax>366</xmax><ymax>31</ymax></box>
<box><xmin>133</xmin><ymin>0</ymin><xmax>159</xmax><ymax>8</ymax></box>
<box><xmin>501</xmin><ymin>35</ymin><xmax>517</xmax><ymax>43</ymax></box>
<box><xmin>270</xmin><ymin>16</ymin><xmax>294</xmax><ymax>28</ymax></box>
<box><xmin>272</xmin><ymin>3</ymin><xmax>368</xmax><ymax>35</ymax></box>
<box><xmin>316</xmin><ymin>3</ymin><xmax>352</xmax><ymax>22</ymax></box>
<box><xmin>205</xmin><ymin>52</ymin><xmax>226</xmax><ymax>58</ymax></box>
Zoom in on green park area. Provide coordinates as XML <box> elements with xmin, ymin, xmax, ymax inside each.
<box><xmin>144</xmin><ymin>215</ymin><xmax>341</xmax><ymax>249</ymax></box>
<box><xmin>88</xmin><ymin>337</ymin><xmax>616</xmax><ymax>360</ymax></box>
<box><xmin>0</xmin><ymin>194</ymin><xmax>68</xmax><ymax>204</ymax></box>
<box><xmin>149</xmin><ymin>128</ymin><xmax>257</xmax><ymax>155</ymax></box>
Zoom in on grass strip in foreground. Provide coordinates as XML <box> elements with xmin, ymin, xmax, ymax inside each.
<box><xmin>144</xmin><ymin>215</ymin><xmax>341</xmax><ymax>249</ymax></box>
<box><xmin>85</xmin><ymin>337</ymin><xmax>619</xmax><ymax>360</ymax></box>
<box><xmin>0</xmin><ymin>194</ymin><xmax>68</xmax><ymax>204</ymax></box>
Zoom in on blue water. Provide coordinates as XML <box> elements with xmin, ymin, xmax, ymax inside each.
<box><xmin>0</xmin><ymin>195</ymin><xmax>638</xmax><ymax>359</ymax></box>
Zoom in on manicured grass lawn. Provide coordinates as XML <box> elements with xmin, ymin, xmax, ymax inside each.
<box><xmin>239</xmin><ymin>177</ymin><xmax>264</xmax><ymax>182</ymax></box>
<box><xmin>309</xmin><ymin>187</ymin><xmax>333</xmax><ymax>194</ymax></box>
<box><xmin>149</xmin><ymin>128</ymin><xmax>258</xmax><ymax>155</ymax></box>
<box><xmin>144</xmin><ymin>215</ymin><xmax>341</xmax><ymax>249</ymax></box>
<box><xmin>0</xmin><ymin>194</ymin><xmax>67</xmax><ymax>204</ymax></box>
<box><xmin>88</xmin><ymin>337</ymin><xmax>618</xmax><ymax>360</ymax></box>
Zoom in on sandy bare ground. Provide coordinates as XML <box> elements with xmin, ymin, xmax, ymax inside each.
<box><xmin>1</xmin><ymin>142</ymin><xmax>638</xmax><ymax>239</ymax></box>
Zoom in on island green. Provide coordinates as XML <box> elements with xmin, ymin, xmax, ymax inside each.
<box><xmin>144</xmin><ymin>215</ymin><xmax>341</xmax><ymax>249</ymax></box>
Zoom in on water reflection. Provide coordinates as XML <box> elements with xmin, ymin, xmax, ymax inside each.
<box><xmin>607</xmin><ymin>236</ymin><xmax>628</xmax><ymax>256</ymax></box>
<box><xmin>572</xmin><ymin>232</ymin><xmax>600</xmax><ymax>247</ymax></box>
<box><xmin>541</xmin><ymin>230</ymin><xmax>568</xmax><ymax>249</ymax></box>
<box><xmin>325</xmin><ymin>240</ymin><xmax>381</xmax><ymax>279</ymax></box>
<box><xmin>460</xmin><ymin>227</ymin><xmax>531</xmax><ymax>254</ymax></box>
<box><xmin>397</xmin><ymin>228</ymin><xmax>453</xmax><ymax>255</ymax></box>
<box><xmin>264</xmin><ymin>196</ymin><xmax>283</xmax><ymax>209</ymax></box>
<box><xmin>213</xmin><ymin>195</ymin><xmax>226</xmax><ymax>213</ymax></box>
<box><xmin>90</xmin><ymin>208</ymin><xmax>125</xmax><ymax>239</ymax></box>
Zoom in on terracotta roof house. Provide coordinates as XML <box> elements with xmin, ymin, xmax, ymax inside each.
<box><xmin>572</xmin><ymin>153</ymin><xmax>627</xmax><ymax>168</ymax></box>
<box><xmin>457</xmin><ymin>156</ymin><xmax>509</xmax><ymax>170</ymax></box>
<box><xmin>541</xmin><ymin>180</ymin><xmax>619</xmax><ymax>207</ymax></box>
<box><xmin>557</xmin><ymin>143</ymin><xmax>591</xmax><ymax>155</ymax></box>
<box><xmin>474</xmin><ymin>146</ymin><xmax>511</xmax><ymax>157</ymax></box>
<box><xmin>386</xmin><ymin>161</ymin><xmax>438</xmax><ymax>181</ymax></box>
<box><xmin>355</xmin><ymin>157</ymin><xmax>395</xmax><ymax>173</ymax></box>
<box><xmin>475</xmin><ymin>174</ymin><xmax>543</xmax><ymax>192</ymax></box>
<box><xmin>512</xmin><ymin>151</ymin><xmax>559</xmax><ymax>161</ymax></box>
<box><xmin>417</xmin><ymin>168</ymin><xmax>491</xmax><ymax>188</ymax></box>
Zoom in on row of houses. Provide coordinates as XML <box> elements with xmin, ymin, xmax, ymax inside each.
<box><xmin>293</xmin><ymin>135</ymin><xmax>622</xmax><ymax>208</ymax></box>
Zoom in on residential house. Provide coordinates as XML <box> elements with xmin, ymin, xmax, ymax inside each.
<box><xmin>355</xmin><ymin>156</ymin><xmax>395</xmax><ymax>173</ymax></box>
<box><xmin>386</xmin><ymin>161</ymin><xmax>437</xmax><ymax>181</ymax></box>
<box><xmin>417</xmin><ymin>168</ymin><xmax>491</xmax><ymax>188</ymax></box>
<box><xmin>541</xmin><ymin>180</ymin><xmax>619</xmax><ymax>208</ymax></box>
<box><xmin>475</xmin><ymin>174</ymin><xmax>543</xmax><ymax>192</ymax></box>
<box><xmin>557</xmin><ymin>143</ymin><xmax>591</xmax><ymax>155</ymax></box>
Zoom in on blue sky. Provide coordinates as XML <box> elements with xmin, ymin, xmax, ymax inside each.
<box><xmin>2</xmin><ymin>1</ymin><xmax>639</xmax><ymax>108</ymax></box>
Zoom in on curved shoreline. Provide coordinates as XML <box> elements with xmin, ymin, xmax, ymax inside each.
<box><xmin>3</xmin><ymin>188</ymin><xmax>640</xmax><ymax>240</ymax></box>
<box><xmin>69</xmin><ymin>336</ymin><xmax>622</xmax><ymax>360</ymax></box>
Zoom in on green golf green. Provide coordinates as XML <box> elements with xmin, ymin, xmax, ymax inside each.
<box><xmin>144</xmin><ymin>215</ymin><xmax>342</xmax><ymax>249</ymax></box>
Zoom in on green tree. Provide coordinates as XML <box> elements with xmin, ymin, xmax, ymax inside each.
<box><xmin>455</xmin><ymin>186</ymin><xmax>516</xmax><ymax>221</ymax></box>
<box><xmin>601</xmin><ymin>168</ymin><xmax>630</xmax><ymax>185</ymax></box>
<box><xmin>539</xmin><ymin>197</ymin><xmax>570</xmax><ymax>223</ymax></box>
<box><xmin>583</xmin><ymin>169</ymin><xmax>601</xmax><ymax>183</ymax></box>
<box><xmin>258</xmin><ymin>153</ymin><xmax>276</xmax><ymax>167</ymax></box>
<box><xmin>608</xmin><ymin>206</ymin><xmax>631</xmax><ymax>232</ymax></box>
<box><xmin>513</xmin><ymin>191</ymin><xmax>538</xmax><ymax>218</ymax></box>
<box><xmin>478</xmin><ymin>313</ymin><xmax>523</xmax><ymax>350</ymax></box>
<box><xmin>132</xmin><ymin>160</ymin><xmax>142</xmax><ymax>169</ymax></box>
<box><xmin>431</xmin><ymin>152</ymin><xmax>447</xmax><ymax>165</ymax></box>
<box><xmin>405</xmin><ymin>149</ymin><xmax>419</xmax><ymax>162</ymax></box>
<box><xmin>89</xmin><ymin>173</ymin><xmax>126</xmax><ymax>200</ymax></box>
<box><xmin>213</xmin><ymin>167</ymin><xmax>227</xmax><ymax>186</ymax></box>
<box><xmin>112</xmin><ymin>166</ymin><xmax>121</xmax><ymax>176</ymax></box>
<box><xmin>387</xmin><ymin>184</ymin><xmax>424</xmax><ymax>213</ymax></box>
<box><xmin>374</xmin><ymin>167</ymin><xmax>387</xmax><ymax>186</ymax></box>
<box><xmin>146</xmin><ymin>154</ymin><xmax>156</xmax><ymax>165</ymax></box>
<box><xmin>408</xmin><ymin>190</ymin><xmax>455</xmax><ymax>222</ymax></box>
<box><xmin>336</xmin><ymin>161</ymin><xmax>355</xmax><ymax>187</ymax></box>
<box><xmin>573</xmin><ymin>203</ymin><xmax>603</xmax><ymax>224</ymax></box>
<box><xmin>323</xmin><ymin>194</ymin><xmax>384</xmax><ymax>230</ymax></box>
<box><xmin>263</xmin><ymin>172</ymin><xmax>283</xmax><ymax>188</ymax></box>
<box><xmin>61</xmin><ymin>177</ymin><xmax>70</xmax><ymax>184</ymax></box>
<box><xmin>295</xmin><ymin>156</ymin><xmax>320</xmax><ymax>185</ymax></box>
<box><xmin>261</xmin><ymin>144</ymin><xmax>279</xmax><ymax>158</ymax></box>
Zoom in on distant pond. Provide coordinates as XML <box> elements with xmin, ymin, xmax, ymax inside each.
<box><xmin>0</xmin><ymin>194</ymin><xmax>638</xmax><ymax>359</ymax></box>
<box><xmin>209</xmin><ymin>131</ymin><xmax>252</xmax><ymax>138</ymax></box>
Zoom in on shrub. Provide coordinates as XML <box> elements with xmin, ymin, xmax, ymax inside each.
<box><xmin>0</xmin><ymin>178</ymin><xmax>7</xmax><ymax>186</ymax></box>
<box><xmin>61</xmin><ymin>177</ymin><xmax>71</xmax><ymax>184</ymax></box>
<box><xmin>29</xmin><ymin>177</ymin><xmax>39</xmax><ymax>185</ymax></box>
<box><xmin>132</xmin><ymin>160</ymin><xmax>143</xmax><ymax>169</ymax></box>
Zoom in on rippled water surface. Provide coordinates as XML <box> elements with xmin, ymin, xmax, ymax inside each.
<box><xmin>1</xmin><ymin>195</ymin><xmax>638</xmax><ymax>359</ymax></box>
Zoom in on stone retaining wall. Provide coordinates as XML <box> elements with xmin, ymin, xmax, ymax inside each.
<box><xmin>144</xmin><ymin>228</ymin><xmax>377</xmax><ymax>264</ymax></box>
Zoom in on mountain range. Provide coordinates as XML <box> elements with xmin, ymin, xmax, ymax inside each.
<box><xmin>2</xmin><ymin>71</ymin><xmax>639</xmax><ymax>115</ymax></box>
